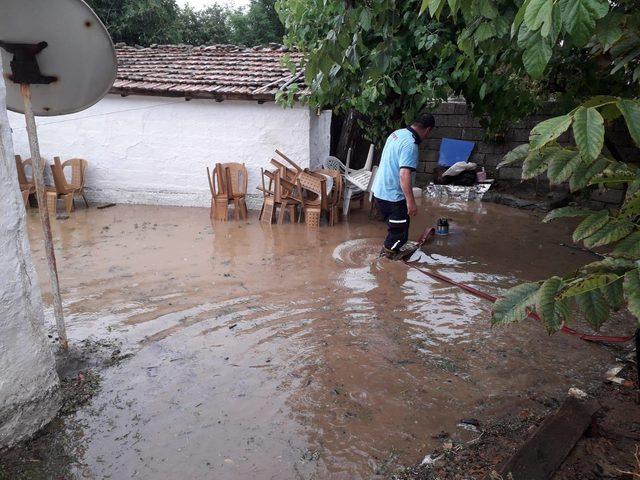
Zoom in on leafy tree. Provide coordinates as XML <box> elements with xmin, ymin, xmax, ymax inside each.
<box><xmin>229</xmin><ymin>0</ymin><xmax>285</xmax><ymax>46</ymax></box>
<box><xmin>87</xmin><ymin>0</ymin><xmax>183</xmax><ymax>45</ymax></box>
<box><xmin>177</xmin><ymin>4</ymin><xmax>231</xmax><ymax>45</ymax></box>
<box><xmin>87</xmin><ymin>0</ymin><xmax>284</xmax><ymax>47</ymax></box>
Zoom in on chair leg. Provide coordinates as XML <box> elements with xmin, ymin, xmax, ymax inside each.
<box><xmin>63</xmin><ymin>194</ymin><xmax>74</xmax><ymax>214</ymax></box>
<box><xmin>46</xmin><ymin>192</ymin><xmax>57</xmax><ymax>217</ymax></box>
<box><xmin>277</xmin><ymin>203</ymin><xmax>287</xmax><ymax>225</ymax></box>
<box><xmin>343</xmin><ymin>188</ymin><xmax>352</xmax><ymax>216</ymax></box>
<box><xmin>82</xmin><ymin>191</ymin><xmax>89</xmax><ymax>208</ymax></box>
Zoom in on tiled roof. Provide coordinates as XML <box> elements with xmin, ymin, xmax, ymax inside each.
<box><xmin>111</xmin><ymin>44</ymin><xmax>305</xmax><ymax>101</ymax></box>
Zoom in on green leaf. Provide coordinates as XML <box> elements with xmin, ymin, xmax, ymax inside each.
<box><xmin>575</xmin><ymin>289</ymin><xmax>609</xmax><ymax>330</ymax></box>
<box><xmin>524</xmin><ymin>0</ymin><xmax>553</xmax><ymax>37</ymax></box>
<box><xmin>359</xmin><ymin>9</ymin><xmax>371</xmax><ymax>31</ymax></box>
<box><xmin>547</xmin><ymin>149</ymin><xmax>581</xmax><ymax>184</ymax></box>
<box><xmin>522</xmin><ymin>40</ymin><xmax>552</xmax><ymax>79</ymax></box>
<box><xmin>529</xmin><ymin>115</ymin><xmax>572</xmax><ymax>149</ymax></box>
<box><xmin>623</xmin><ymin>268</ymin><xmax>640</xmax><ymax>320</ymax></box>
<box><xmin>480</xmin><ymin>0</ymin><xmax>498</xmax><ymax>19</ymax></box>
<box><xmin>543</xmin><ymin>206</ymin><xmax>590</xmax><ymax>223</ymax></box>
<box><xmin>491</xmin><ymin>282</ymin><xmax>540</xmax><ymax>325</ymax></box>
<box><xmin>558</xmin><ymin>273</ymin><xmax>620</xmax><ymax>299</ymax></box>
<box><xmin>474</xmin><ymin>22</ymin><xmax>496</xmax><ymax>44</ymax></box>
<box><xmin>429</xmin><ymin>0</ymin><xmax>446</xmax><ymax>18</ymax></box>
<box><xmin>447</xmin><ymin>0</ymin><xmax>460</xmax><ymax>15</ymax></box>
<box><xmin>559</xmin><ymin>0</ymin><xmax>609</xmax><ymax>46</ymax></box>
<box><xmin>600</xmin><ymin>278</ymin><xmax>625</xmax><ymax>311</ymax></box>
<box><xmin>583</xmin><ymin>220</ymin><xmax>635</xmax><ymax>248</ymax></box>
<box><xmin>582</xmin><ymin>257</ymin><xmax>636</xmax><ymax>274</ymax></box>
<box><xmin>572</xmin><ymin>107</ymin><xmax>604</xmax><ymax>161</ymax></box>
<box><xmin>420</xmin><ymin>0</ymin><xmax>430</xmax><ymax>15</ymax></box>
<box><xmin>595</xmin><ymin>14</ymin><xmax>622</xmax><ymax>50</ymax></box>
<box><xmin>537</xmin><ymin>276</ymin><xmax>568</xmax><ymax>333</ymax></box>
<box><xmin>580</xmin><ymin>95</ymin><xmax>620</xmax><ymax>109</ymax></box>
<box><xmin>521</xmin><ymin>149</ymin><xmax>549</xmax><ymax>179</ymax></box>
<box><xmin>612</xmin><ymin>231</ymin><xmax>640</xmax><ymax>259</ymax></box>
<box><xmin>617</xmin><ymin>99</ymin><xmax>640</xmax><ymax>147</ymax></box>
<box><xmin>619</xmin><ymin>191</ymin><xmax>640</xmax><ymax>218</ymax></box>
<box><xmin>511</xmin><ymin>0</ymin><xmax>532</xmax><ymax>38</ymax></box>
<box><xmin>569</xmin><ymin>157</ymin><xmax>609</xmax><ymax>191</ymax></box>
<box><xmin>497</xmin><ymin>144</ymin><xmax>529</xmax><ymax>169</ymax></box>
<box><xmin>572</xmin><ymin>209</ymin><xmax>609</xmax><ymax>242</ymax></box>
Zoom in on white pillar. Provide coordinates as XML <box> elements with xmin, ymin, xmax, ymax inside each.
<box><xmin>0</xmin><ymin>70</ymin><xmax>60</xmax><ymax>447</ymax></box>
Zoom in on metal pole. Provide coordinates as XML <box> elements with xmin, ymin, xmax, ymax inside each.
<box><xmin>20</xmin><ymin>83</ymin><xmax>68</xmax><ymax>350</ymax></box>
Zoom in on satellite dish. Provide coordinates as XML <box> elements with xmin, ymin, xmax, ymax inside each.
<box><xmin>0</xmin><ymin>0</ymin><xmax>117</xmax><ymax>116</ymax></box>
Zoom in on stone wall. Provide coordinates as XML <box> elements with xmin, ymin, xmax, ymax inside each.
<box><xmin>0</xmin><ymin>75</ymin><xmax>60</xmax><ymax>448</ymax></box>
<box><xmin>416</xmin><ymin>101</ymin><xmax>637</xmax><ymax>207</ymax></box>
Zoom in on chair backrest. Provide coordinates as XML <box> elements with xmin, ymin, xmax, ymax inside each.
<box><xmin>219</xmin><ymin>162</ymin><xmax>248</xmax><ymax>197</ymax></box>
<box><xmin>297</xmin><ymin>170</ymin><xmax>325</xmax><ymax>207</ymax></box>
<box><xmin>15</xmin><ymin>155</ymin><xmax>29</xmax><ymax>185</ymax></box>
<box><xmin>51</xmin><ymin>157</ymin><xmax>71</xmax><ymax>194</ymax></box>
<box><xmin>21</xmin><ymin>157</ymin><xmax>43</xmax><ymax>183</ymax></box>
<box><xmin>363</xmin><ymin>144</ymin><xmax>374</xmax><ymax>172</ymax></box>
<box><xmin>438</xmin><ymin>138</ymin><xmax>475</xmax><ymax>167</ymax></box>
<box><xmin>62</xmin><ymin>158</ymin><xmax>88</xmax><ymax>188</ymax></box>
<box><xmin>323</xmin><ymin>156</ymin><xmax>346</xmax><ymax>174</ymax></box>
<box><xmin>313</xmin><ymin>168</ymin><xmax>342</xmax><ymax>205</ymax></box>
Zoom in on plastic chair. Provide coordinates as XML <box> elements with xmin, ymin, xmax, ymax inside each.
<box><xmin>15</xmin><ymin>155</ymin><xmax>35</xmax><ymax>207</ymax></box>
<box><xmin>313</xmin><ymin>168</ymin><xmax>343</xmax><ymax>226</ymax></box>
<box><xmin>61</xmin><ymin>158</ymin><xmax>89</xmax><ymax>207</ymax></box>
<box><xmin>50</xmin><ymin>156</ymin><xmax>81</xmax><ymax>214</ymax></box>
<box><xmin>343</xmin><ymin>144</ymin><xmax>375</xmax><ymax>216</ymax></box>
<box><xmin>207</xmin><ymin>162</ymin><xmax>248</xmax><ymax>221</ymax></box>
<box><xmin>296</xmin><ymin>170</ymin><xmax>326</xmax><ymax>227</ymax></box>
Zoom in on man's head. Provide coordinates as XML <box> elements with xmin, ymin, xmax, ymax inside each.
<box><xmin>411</xmin><ymin>112</ymin><xmax>435</xmax><ymax>140</ymax></box>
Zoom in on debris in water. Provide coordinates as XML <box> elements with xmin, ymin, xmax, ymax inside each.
<box><xmin>97</xmin><ymin>203</ymin><xmax>116</xmax><ymax>209</ymax></box>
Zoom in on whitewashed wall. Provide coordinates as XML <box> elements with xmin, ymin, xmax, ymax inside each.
<box><xmin>0</xmin><ymin>75</ymin><xmax>60</xmax><ymax>447</ymax></box>
<box><xmin>8</xmin><ymin>95</ymin><xmax>332</xmax><ymax>208</ymax></box>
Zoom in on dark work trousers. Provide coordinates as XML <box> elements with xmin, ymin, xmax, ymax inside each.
<box><xmin>375</xmin><ymin>197</ymin><xmax>410</xmax><ymax>252</ymax></box>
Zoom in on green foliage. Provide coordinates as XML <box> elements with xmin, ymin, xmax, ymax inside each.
<box><xmin>86</xmin><ymin>0</ymin><xmax>284</xmax><ymax>46</ymax></box>
<box><xmin>495</xmin><ymin>94</ymin><xmax>640</xmax><ymax>331</ymax></box>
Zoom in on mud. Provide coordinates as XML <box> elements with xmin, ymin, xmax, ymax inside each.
<box><xmin>11</xmin><ymin>199</ymin><xmax>636</xmax><ymax>479</ymax></box>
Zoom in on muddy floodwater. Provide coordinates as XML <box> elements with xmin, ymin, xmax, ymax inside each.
<box><xmin>24</xmin><ymin>199</ymin><xmax>630</xmax><ymax>479</ymax></box>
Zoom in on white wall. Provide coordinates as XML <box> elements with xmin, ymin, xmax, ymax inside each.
<box><xmin>0</xmin><ymin>75</ymin><xmax>60</xmax><ymax>447</ymax></box>
<box><xmin>9</xmin><ymin>95</ymin><xmax>332</xmax><ymax>209</ymax></box>
<box><xmin>309</xmin><ymin>109</ymin><xmax>332</xmax><ymax>170</ymax></box>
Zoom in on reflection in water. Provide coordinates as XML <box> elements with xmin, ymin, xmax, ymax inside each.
<box><xmin>22</xmin><ymin>200</ymin><xmax>634</xmax><ymax>479</ymax></box>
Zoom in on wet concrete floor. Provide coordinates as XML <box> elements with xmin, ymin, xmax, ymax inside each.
<box><xmin>25</xmin><ymin>199</ymin><xmax>632</xmax><ymax>479</ymax></box>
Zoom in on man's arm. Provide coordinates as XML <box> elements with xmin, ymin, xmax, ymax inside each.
<box><xmin>400</xmin><ymin>168</ymin><xmax>417</xmax><ymax>216</ymax></box>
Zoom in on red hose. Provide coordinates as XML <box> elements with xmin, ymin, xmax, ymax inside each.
<box><xmin>405</xmin><ymin>228</ymin><xmax>634</xmax><ymax>344</ymax></box>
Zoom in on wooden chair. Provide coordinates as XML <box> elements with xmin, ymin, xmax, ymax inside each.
<box><xmin>314</xmin><ymin>168</ymin><xmax>343</xmax><ymax>226</ymax></box>
<box><xmin>15</xmin><ymin>155</ymin><xmax>35</xmax><ymax>207</ymax></box>
<box><xmin>296</xmin><ymin>170</ymin><xmax>326</xmax><ymax>227</ymax></box>
<box><xmin>49</xmin><ymin>156</ymin><xmax>82</xmax><ymax>215</ymax></box>
<box><xmin>207</xmin><ymin>162</ymin><xmax>248</xmax><ymax>221</ymax></box>
<box><xmin>258</xmin><ymin>169</ymin><xmax>299</xmax><ymax>224</ymax></box>
<box><xmin>61</xmin><ymin>158</ymin><xmax>89</xmax><ymax>207</ymax></box>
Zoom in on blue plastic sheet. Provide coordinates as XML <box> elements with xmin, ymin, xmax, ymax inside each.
<box><xmin>437</xmin><ymin>138</ymin><xmax>475</xmax><ymax>167</ymax></box>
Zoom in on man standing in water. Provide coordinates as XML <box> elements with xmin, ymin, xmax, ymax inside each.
<box><xmin>371</xmin><ymin>113</ymin><xmax>435</xmax><ymax>257</ymax></box>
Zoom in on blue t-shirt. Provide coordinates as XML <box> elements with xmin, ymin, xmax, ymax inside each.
<box><xmin>372</xmin><ymin>128</ymin><xmax>419</xmax><ymax>202</ymax></box>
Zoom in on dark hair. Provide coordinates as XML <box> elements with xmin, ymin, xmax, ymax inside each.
<box><xmin>413</xmin><ymin>112</ymin><xmax>435</xmax><ymax>129</ymax></box>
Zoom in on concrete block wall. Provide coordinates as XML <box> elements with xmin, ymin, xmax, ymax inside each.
<box><xmin>416</xmin><ymin>101</ymin><xmax>638</xmax><ymax>193</ymax></box>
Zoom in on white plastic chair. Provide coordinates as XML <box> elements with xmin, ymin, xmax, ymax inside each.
<box><xmin>342</xmin><ymin>144</ymin><xmax>374</xmax><ymax>216</ymax></box>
